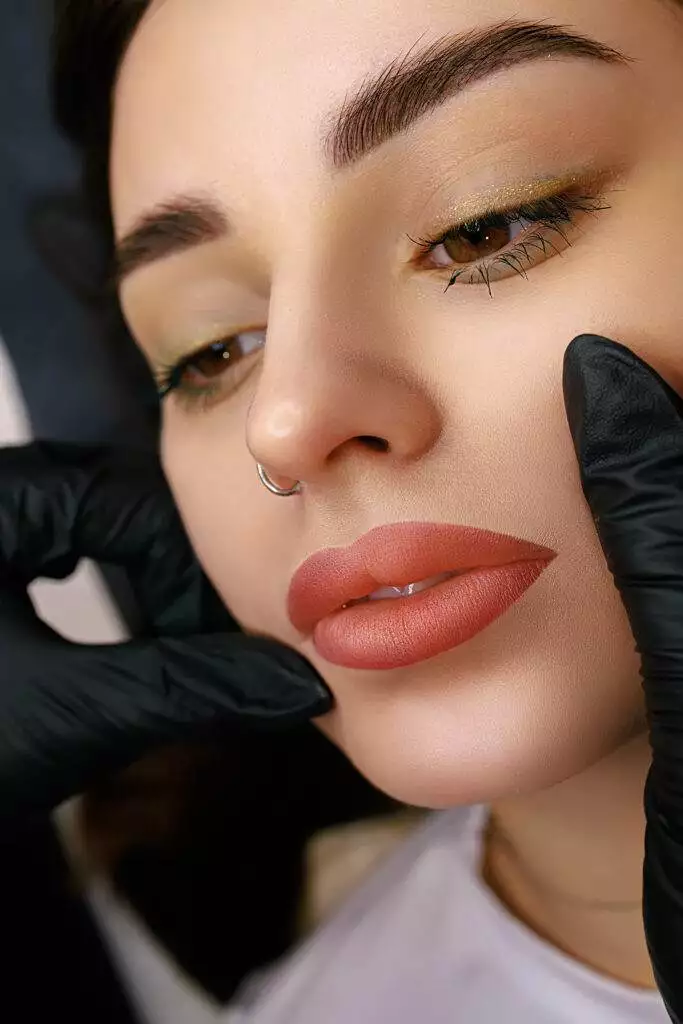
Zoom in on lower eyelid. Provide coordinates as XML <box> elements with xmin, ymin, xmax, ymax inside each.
<box><xmin>447</xmin><ymin>224</ymin><xmax>565</xmax><ymax>286</ymax></box>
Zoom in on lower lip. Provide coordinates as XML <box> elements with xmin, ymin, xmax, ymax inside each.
<box><xmin>312</xmin><ymin>559</ymin><xmax>551</xmax><ymax>670</ymax></box>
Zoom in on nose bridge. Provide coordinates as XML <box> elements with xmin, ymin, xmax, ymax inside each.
<box><xmin>246</xmin><ymin>264</ymin><xmax>442</xmax><ymax>485</ymax></box>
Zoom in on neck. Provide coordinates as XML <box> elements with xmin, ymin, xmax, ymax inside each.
<box><xmin>481</xmin><ymin>733</ymin><xmax>657</xmax><ymax>990</ymax></box>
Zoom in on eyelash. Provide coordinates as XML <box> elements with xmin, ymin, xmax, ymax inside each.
<box><xmin>408</xmin><ymin>188</ymin><xmax>611</xmax><ymax>297</ymax></box>
<box><xmin>155</xmin><ymin>185</ymin><xmax>611</xmax><ymax>409</ymax></box>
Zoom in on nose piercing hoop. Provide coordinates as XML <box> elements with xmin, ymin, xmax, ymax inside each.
<box><xmin>256</xmin><ymin>462</ymin><xmax>302</xmax><ymax>497</ymax></box>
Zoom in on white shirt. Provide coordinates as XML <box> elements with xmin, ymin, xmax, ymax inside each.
<box><xmin>88</xmin><ymin>805</ymin><xmax>669</xmax><ymax>1024</ymax></box>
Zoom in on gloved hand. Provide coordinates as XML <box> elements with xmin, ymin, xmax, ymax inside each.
<box><xmin>563</xmin><ymin>335</ymin><xmax>683</xmax><ymax>1024</ymax></box>
<box><xmin>0</xmin><ymin>441</ymin><xmax>331</xmax><ymax>821</ymax></box>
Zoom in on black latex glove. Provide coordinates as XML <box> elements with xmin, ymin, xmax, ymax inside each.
<box><xmin>563</xmin><ymin>335</ymin><xmax>683</xmax><ymax>1023</ymax></box>
<box><xmin>0</xmin><ymin>441</ymin><xmax>331</xmax><ymax>821</ymax></box>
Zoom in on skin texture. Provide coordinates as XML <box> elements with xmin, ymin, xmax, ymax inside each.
<box><xmin>110</xmin><ymin>0</ymin><xmax>683</xmax><ymax>989</ymax></box>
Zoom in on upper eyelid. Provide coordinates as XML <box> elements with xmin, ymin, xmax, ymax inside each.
<box><xmin>411</xmin><ymin>165</ymin><xmax>624</xmax><ymax>247</ymax></box>
<box><xmin>411</xmin><ymin>191</ymin><xmax>579</xmax><ymax>248</ymax></box>
<box><xmin>411</xmin><ymin>186</ymin><xmax>610</xmax><ymax>257</ymax></box>
<box><xmin>409</xmin><ymin>207</ymin><xmax>524</xmax><ymax>259</ymax></box>
<box><xmin>407</xmin><ymin>205</ymin><xmax>527</xmax><ymax>255</ymax></box>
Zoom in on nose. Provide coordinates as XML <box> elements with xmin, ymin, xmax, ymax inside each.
<box><xmin>247</xmin><ymin>289</ymin><xmax>442</xmax><ymax>492</ymax></box>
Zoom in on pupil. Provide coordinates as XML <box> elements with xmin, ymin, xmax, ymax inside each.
<box><xmin>463</xmin><ymin>222</ymin><xmax>487</xmax><ymax>245</ymax></box>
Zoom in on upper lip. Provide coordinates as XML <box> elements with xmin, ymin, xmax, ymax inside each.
<box><xmin>287</xmin><ymin>522</ymin><xmax>556</xmax><ymax>634</ymax></box>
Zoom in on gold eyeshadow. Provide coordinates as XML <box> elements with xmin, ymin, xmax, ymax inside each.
<box><xmin>423</xmin><ymin>165</ymin><xmax>623</xmax><ymax>234</ymax></box>
<box><xmin>461</xmin><ymin>174</ymin><xmax>583</xmax><ymax>215</ymax></box>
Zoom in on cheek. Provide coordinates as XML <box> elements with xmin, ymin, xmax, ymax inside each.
<box><xmin>160</xmin><ymin>405</ymin><xmax>295</xmax><ymax>634</ymax></box>
<box><xmin>520</xmin><ymin>156</ymin><xmax>683</xmax><ymax>394</ymax></box>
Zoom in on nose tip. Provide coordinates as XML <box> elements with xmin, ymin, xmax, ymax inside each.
<box><xmin>248</xmin><ymin>397</ymin><xmax>316</xmax><ymax>483</ymax></box>
<box><xmin>261</xmin><ymin>399</ymin><xmax>306</xmax><ymax>443</ymax></box>
<box><xmin>247</xmin><ymin>337</ymin><xmax>442</xmax><ymax>490</ymax></box>
<box><xmin>249</xmin><ymin>392</ymin><xmax>438</xmax><ymax>491</ymax></box>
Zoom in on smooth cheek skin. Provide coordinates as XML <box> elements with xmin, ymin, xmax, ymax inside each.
<box><xmin>117</xmin><ymin>0</ymin><xmax>683</xmax><ymax>809</ymax></box>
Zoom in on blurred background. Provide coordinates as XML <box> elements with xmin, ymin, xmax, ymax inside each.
<box><xmin>1</xmin><ymin>2</ymin><xmax>158</xmax><ymax>1019</ymax></box>
<box><xmin>0</xmin><ymin>4</ymin><xmax>412</xmax><ymax>1020</ymax></box>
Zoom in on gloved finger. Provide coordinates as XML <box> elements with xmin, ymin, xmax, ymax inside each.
<box><xmin>0</xmin><ymin>442</ymin><xmax>87</xmax><ymax>581</ymax></box>
<box><xmin>72</xmin><ymin>444</ymin><xmax>232</xmax><ymax>636</ymax></box>
<box><xmin>562</xmin><ymin>333</ymin><xmax>683</xmax><ymax>673</ymax></box>
<box><xmin>0</xmin><ymin>631</ymin><xmax>332</xmax><ymax>820</ymax></box>
<box><xmin>0</xmin><ymin>441</ymin><xmax>176</xmax><ymax>574</ymax></box>
<box><xmin>563</xmin><ymin>334</ymin><xmax>683</xmax><ymax>1020</ymax></box>
<box><xmin>0</xmin><ymin>441</ymin><xmax>229</xmax><ymax>635</ymax></box>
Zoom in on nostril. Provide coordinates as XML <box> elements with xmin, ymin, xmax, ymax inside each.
<box><xmin>358</xmin><ymin>436</ymin><xmax>390</xmax><ymax>453</ymax></box>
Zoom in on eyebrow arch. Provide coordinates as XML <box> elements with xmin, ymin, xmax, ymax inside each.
<box><xmin>115</xmin><ymin>19</ymin><xmax>630</xmax><ymax>283</ymax></box>
<box><xmin>324</xmin><ymin>19</ymin><xmax>630</xmax><ymax>169</ymax></box>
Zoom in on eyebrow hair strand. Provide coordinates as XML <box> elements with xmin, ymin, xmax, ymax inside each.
<box><xmin>323</xmin><ymin>19</ymin><xmax>630</xmax><ymax>170</ymax></box>
<box><xmin>114</xmin><ymin>195</ymin><xmax>229</xmax><ymax>283</ymax></box>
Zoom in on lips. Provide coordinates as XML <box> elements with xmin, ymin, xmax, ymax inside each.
<box><xmin>287</xmin><ymin>522</ymin><xmax>556</xmax><ymax>670</ymax></box>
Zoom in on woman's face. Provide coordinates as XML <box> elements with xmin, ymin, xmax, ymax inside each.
<box><xmin>111</xmin><ymin>0</ymin><xmax>683</xmax><ymax>808</ymax></box>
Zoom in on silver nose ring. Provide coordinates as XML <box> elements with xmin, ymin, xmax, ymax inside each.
<box><xmin>256</xmin><ymin>463</ymin><xmax>302</xmax><ymax>497</ymax></box>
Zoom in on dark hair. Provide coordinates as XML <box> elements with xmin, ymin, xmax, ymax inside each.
<box><xmin>52</xmin><ymin>1</ymin><xmax>151</xmax><ymax>234</ymax></box>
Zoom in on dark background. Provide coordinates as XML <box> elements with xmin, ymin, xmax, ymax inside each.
<box><xmin>0</xmin><ymin>3</ymin><xmax>153</xmax><ymax>1020</ymax></box>
<box><xmin>1</xmin><ymin>1</ymin><xmax>155</xmax><ymax>447</ymax></box>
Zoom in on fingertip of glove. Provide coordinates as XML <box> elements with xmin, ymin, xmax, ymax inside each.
<box><xmin>564</xmin><ymin>333</ymin><xmax>683</xmax><ymax>404</ymax></box>
<box><xmin>563</xmin><ymin>334</ymin><xmax>638</xmax><ymax>403</ymax></box>
<box><xmin>239</xmin><ymin>635</ymin><xmax>335</xmax><ymax>717</ymax></box>
<box><xmin>562</xmin><ymin>335</ymin><xmax>617</xmax><ymax>456</ymax></box>
<box><xmin>271</xmin><ymin>649</ymin><xmax>334</xmax><ymax>714</ymax></box>
<box><xmin>564</xmin><ymin>334</ymin><xmax>683</xmax><ymax>450</ymax></box>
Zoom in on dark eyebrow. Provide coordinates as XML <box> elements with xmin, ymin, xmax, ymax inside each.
<box><xmin>115</xmin><ymin>19</ymin><xmax>629</xmax><ymax>283</ymax></box>
<box><xmin>114</xmin><ymin>195</ymin><xmax>230</xmax><ymax>283</ymax></box>
<box><xmin>324</xmin><ymin>19</ymin><xmax>630</xmax><ymax>169</ymax></box>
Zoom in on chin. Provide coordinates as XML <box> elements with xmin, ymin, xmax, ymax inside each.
<box><xmin>315</xmin><ymin>697</ymin><xmax>641</xmax><ymax>810</ymax></box>
<box><xmin>306</xmin><ymin>587</ymin><xmax>645</xmax><ymax>810</ymax></box>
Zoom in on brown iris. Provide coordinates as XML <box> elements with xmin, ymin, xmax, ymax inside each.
<box><xmin>181</xmin><ymin>342</ymin><xmax>231</xmax><ymax>385</ymax></box>
<box><xmin>442</xmin><ymin>216</ymin><xmax>513</xmax><ymax>264</ymax></box>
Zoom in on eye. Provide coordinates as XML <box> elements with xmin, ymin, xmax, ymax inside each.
<box><xmin>156</xmin><ymin>328</ymin><xmax>265</xmax><ymax>408</ymax></box>
<box><xmin>410</xmin><ymin>189</ymin><xmax>611</xmax><ymax>296</ymax></box>
<box><xmin>437</xmin><ymin>216</ymin><xmax>526</xmax><ymax>264</ymax></box>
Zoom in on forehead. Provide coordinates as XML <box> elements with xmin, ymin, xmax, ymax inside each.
<box><xmin>109</xmin><ymin>0</ymin><xmax>650</xmax><ymax>234</ymax></box>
